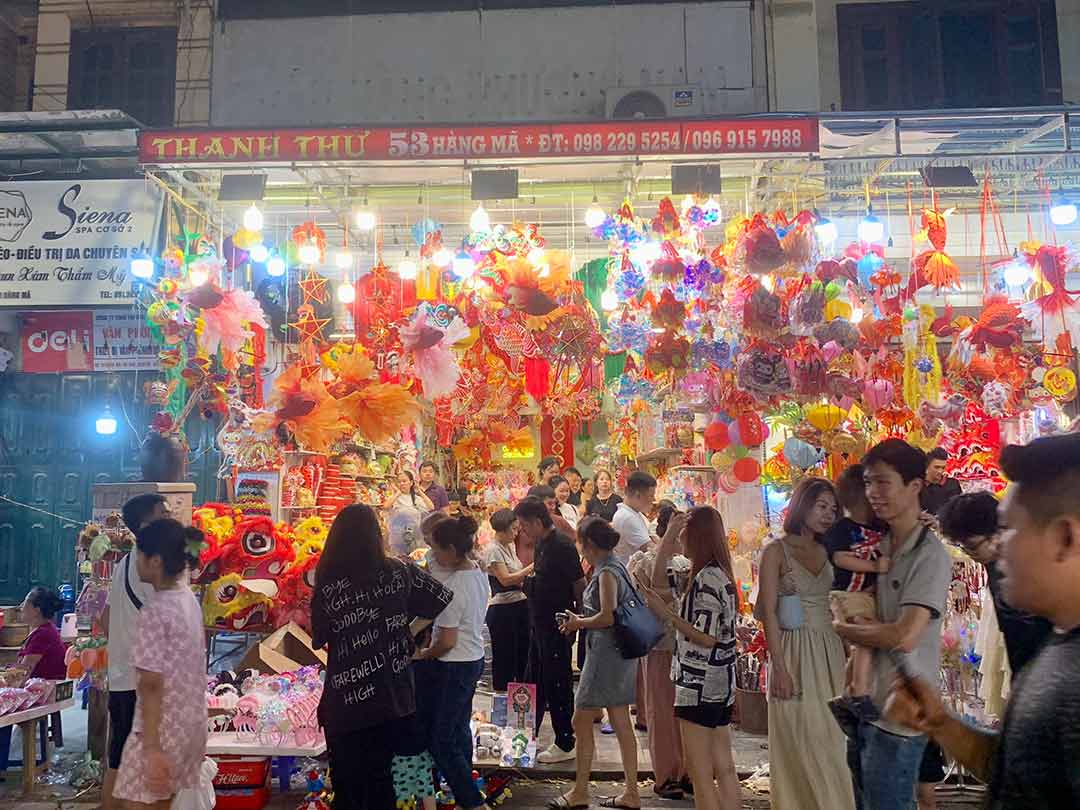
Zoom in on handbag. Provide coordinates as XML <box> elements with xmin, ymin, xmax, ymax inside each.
<box><xmin>776</xmin><ymin>541</ymin><xmax>804</xmax><ymax>631</ymax></box>
<box><xmin>608</xmin><ymin>562</ymin><xmax>665</xmax><ymax>659</ymax></box>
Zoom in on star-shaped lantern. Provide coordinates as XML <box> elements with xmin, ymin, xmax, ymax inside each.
<box><xmin>298</xmin><ymin>270</ymin><xmax>330</xmax><ymax>306</ymax></box>
<box><xmin>289</xmin><ymin>304</ymin><xmax>331</xmax><ymax>346</ymax></box>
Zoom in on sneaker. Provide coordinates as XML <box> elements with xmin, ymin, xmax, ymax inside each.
<box><xmin>601</xmin><ymin>723</ymin><xmax>615</xmax><ymax>734</ymax></box>
<box><xmin>537</xmin><ymin>743</ymin><xmax>576</xmax><ymax>764</ymax></box>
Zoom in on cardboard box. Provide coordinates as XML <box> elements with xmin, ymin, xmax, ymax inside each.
<box><xmin>92</xmin><ymin>482</ymin><xmax>197</xmax><ymax>526</ymax></box>
<box><xmin>239</xmin><ymin>621</ymin><xmax>327</xmax><ymax>674</ymax></box>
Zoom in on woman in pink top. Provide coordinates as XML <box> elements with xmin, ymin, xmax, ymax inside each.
<box><xmin>114</xmin><ymin>519</ymin><xmax>207</xmax><ymax>808</ymax></box>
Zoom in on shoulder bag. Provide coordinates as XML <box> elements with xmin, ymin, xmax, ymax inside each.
<box><xmin>776</xmin><ymin>540</ymin><xmax>804</xmax><ymax>631</ymax></box>
<box><xmin>607</xmin><ymin>562</ymin><xmax>665</xmax><ymax>659</ymax></box>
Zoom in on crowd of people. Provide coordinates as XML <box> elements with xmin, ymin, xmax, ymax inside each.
<box><xmin>9</xmin><ymin>430</ymin><xmax>1073</xmax><ymax>810</ymax></box>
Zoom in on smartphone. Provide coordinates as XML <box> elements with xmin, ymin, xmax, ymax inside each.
<box><xmin>555</xmin><ymin>611</ymin><xmax>570</xmax><ymax>626</ymax></box>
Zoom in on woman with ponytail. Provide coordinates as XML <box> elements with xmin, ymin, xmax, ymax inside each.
<box><xmin>415</xmin><ymin>516</ymin><xmax>491</xmax><ymax>810</ymax></box>
<box><xmin>113</xmin><ymin>519</ymin><xmax>207</xmax><ymax>809</ymax></box>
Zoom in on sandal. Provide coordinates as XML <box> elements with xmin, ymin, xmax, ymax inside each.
<box><xmin>547</xmin><ymin>796</ymin><xmax>589</xmax><ymax>810</ymax></box>
<box><xmin>599</xmin><ymin>798</ymin><xmax>640</xmax><ymax>809</ymax></box>
<box><xmin>653</xmin><ymin>780</ymin><xmax>684</xmax><ymax>800</ymax></box>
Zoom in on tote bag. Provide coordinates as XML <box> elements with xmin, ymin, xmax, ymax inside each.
<box><xmin>610</xmin><ymin>563</ymin><xmax>666</xmax><ymax>659</ymax></box>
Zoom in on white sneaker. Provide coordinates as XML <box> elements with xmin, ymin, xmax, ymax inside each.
<box><xmin>536</xmin><ymin>743</ymin><xmax>576</xmax><ymax>764</ymax></box>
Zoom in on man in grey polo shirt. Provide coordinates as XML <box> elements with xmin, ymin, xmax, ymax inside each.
<box><xmin>835</xmin><ymin>439</ymin><xmax>952</xmax><ymax>810</ymax></box>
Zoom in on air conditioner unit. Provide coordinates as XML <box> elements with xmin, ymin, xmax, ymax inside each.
<box><xmin>605</xmin><ymin>85</ymin><xmax>704</xmax><ymax>120</ymax></box>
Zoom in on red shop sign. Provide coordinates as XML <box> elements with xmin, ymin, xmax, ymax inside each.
<box><xmin>139</xmin><ymin>117</ymin><xmax>818</xmax><ymax>164</ymax></box>
<box><xmin>20</xmin><ymin>310</ymin><xmax>94</xmax><ymax>373</ymax></box>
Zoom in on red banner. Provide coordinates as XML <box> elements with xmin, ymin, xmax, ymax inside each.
<box><xmin>20</xmin><ymin>311</ymin><xmax>94</xmax><ymax>373</ymax></box>
<box><xmin>139</xmin><ymin>117</ymin><xmax>818</xmax><ymax>164</ymax></box>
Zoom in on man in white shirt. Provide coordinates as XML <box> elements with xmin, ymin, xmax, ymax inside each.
<box><xmin>612</xmin><ymin>471</ymin><xmax>657</xmax><ymax>564</ymax></box>
<box><xmin>102</xmin><ymin>493</ymin><xmax>170</xmax><ymax>810</ymax></box>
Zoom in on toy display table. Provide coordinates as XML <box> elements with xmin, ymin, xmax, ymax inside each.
<box><xmin>206</xmin><ymin>733</ymin><xmax>326</xmax><ymax>793</ymax></box>
<box><xmin>0</xmin><ymin>699</ymin><xmax>75</xmax><ymax>796</ymax></box>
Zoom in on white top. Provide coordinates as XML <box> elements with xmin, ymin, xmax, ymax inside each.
<box><xmin>106</xmin><ymin>552</ymin><xmax>156</xmax><ymax>692</ymax></box>
<box><xmin>484</xmin><ymin>542</ymin><xmax>528</xmax><ymax>606</ymax></box>
<box><xmin>432</xmin><ymin>566</ymin><xmax>490</xmax><ymax>663</ymax></box>
<box><xmin>612</xmin><ymin>503</ymin><xmax>652</xmax><ymax>564</ymax></box>
<box><xmin>558</xmin><ymin>502</ymin><xmax>580</xmax><ymax>529</ymax></box>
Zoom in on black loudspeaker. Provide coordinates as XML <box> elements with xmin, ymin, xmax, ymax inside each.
<box><xmin>471</xmin><ymin>170</ymin><xmax>519</xmax><ymax>200</ymax></box>
<box><xmin>218</xmin><ymin>174</ymin><xmax>267</xmax><ymax>201</ymax></box>
<box><xmin>672</xmin><ymin>164</ymin><xmax>722</xmax><ymax>195</ymax></box>
<box><xmin>920</xmin><ymin>166</ymin><xmax>978</xmax><ymax>188</ymax></box>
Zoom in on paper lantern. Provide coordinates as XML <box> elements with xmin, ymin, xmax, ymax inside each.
<box><xmin>806</xmin><ymin>403</ymin><xmax>845</xmax><ymax>432</ymax></box>
<box><xmin>710</xmin><ymin>452</ymin><xmax>726</xmax><ymax>471</ymax></box>
<box><xmin>783</xmin><ymin>437</ymin><xmax>820</xmax><ymax>470</ymax></box>
<box><xmin>737</xmin><ymin>412</ymin><xmax>766</xmax><ymax>446</ymax></box>
<box><xmin>733</xmin><ymin>456</ymin><xmax>761</xmax><ymax>483</ymax></box>
<box><xmin>863</xmin><ymin>379</ymin><xmax>894</xmax><ymax>412</ymax></box>
<box><xmin>824</xmin><ymin>299</ymin><xmax>852</xmax><ymax>322</ymax></box>
<box><xmin>728</xmin><ymin>420</ymin><xmax>742</xmax><ymax>446</ymax></box>
<box><xmin>704</xmin><ymin>421</ymin><xmax>731</xmax><ymax>451</ymax></box>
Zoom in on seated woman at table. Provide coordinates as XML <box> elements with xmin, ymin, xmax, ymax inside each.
<box><xmin>0</xmin><ymin>587</ymin><xmax>67</xmax><ymax>779</ymax></box>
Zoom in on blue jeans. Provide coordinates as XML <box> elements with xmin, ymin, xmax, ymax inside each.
<box><xmin>847</xmin><ymin>719</ymin><xmax>928</xmax><ymax>810</ymax></box>
<box><xmin>415</xmin><ymin>658</ymin><xmax>485</xmax><ymax>808</ymax></box>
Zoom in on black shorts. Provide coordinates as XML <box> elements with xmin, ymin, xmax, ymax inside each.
<box><xmin>919</xmin><ymin>740</ymin><xmax>946</xmax><ymax>784</ymax></box>
<box><xmin>108</xmin><ymin>690</ymin><xmax>137</xmax><ymax>770</ymax></box>
<box><xmin>674</xmin><ymin>701</ymin><xmax>732</xmax><ymax>729</ymax></box>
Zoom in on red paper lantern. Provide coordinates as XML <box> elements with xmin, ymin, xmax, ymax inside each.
<box><xmin>737</xmin><ymin>412</ymin><xmax>766</xmax><ymax>446</ymax></box>
<box><xmin>733</xmin><ymin>456</ymin><xmax>762</xmax><ymax>484</ymax></box>
<box><xmin>704</xmin><ymin>421</ymin><xmax>731</xmax><ymax>451</ymax></box>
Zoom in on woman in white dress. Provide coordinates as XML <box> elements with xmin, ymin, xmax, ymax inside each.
<box><xmin>384</xmin><ymin>470</ymin><xmax>434</xmax><ymax>556</ymax></box>
<box><xmin>756</xmin><ymin>477</ymin><xmax>855</xmax><ymax>810</ymax></box>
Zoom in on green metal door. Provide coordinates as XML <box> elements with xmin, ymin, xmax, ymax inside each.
<box><xmin>0</xmin><ymin>371</ymin><xmax>221</xmax><ymax>604</ymax></box>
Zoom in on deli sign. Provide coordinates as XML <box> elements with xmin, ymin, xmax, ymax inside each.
<box><xmin>20</xmin><ymin>310</ymin><xmax>94</xmax><ymax>373</ymax></box>
<box><xmin>0</xmin><ymin>180</ymin><xmax>164</xmax><ymax>307</ymax></box>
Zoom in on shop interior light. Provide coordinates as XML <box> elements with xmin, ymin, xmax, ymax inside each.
<box><xmin>814</xmin><ymin>209</ymin><xmax>838</xmax><ymax>244</ymax></box>
<box><xmin>601</xmin><ymin>289</ymin><xmax>619</xmax><ymax>311</ymax></box>
<box><xmin>761</xmin><ymin>273</ymin><xmax>776</xmax><ymax>292</ymax></box>
<box><xmin>1003</xmin><ymin>258</ymin><xmax>1032</xmax><ymax>287</ymax></box>
<box><xmin>432</xmin><ymin>247</ymin><xmax>453</xmax><ymax>268</ymax></box>
<box><xmin>95</xmin><ymin>405</ymin><xmax>118</xmax><ymax>436</ymax></box>
<box><xmin>857</xmin><ymin>205</ymin><xmax>885</xmax><ymax>244</ymax></box>
<box><xmin>1050</xmin><ymin>197</ymin><xmax>1078</xmax><ymax>226</ymax></box>
<box><xmin>354</xmin><ymin>209</ymin><xmax>378</xmax><ymax>231</ymax></box>
<box><xmin>130</xmin><ymin>257</ymin><xmax>154</xmax><ymax>279</ymax></box>
<box><xmin>249</xmin><ymin>244</ymin><xmax>269</xmax><ymax>263</ymax></box>
<box><xmin>298</xmin><ymin>240</ymin><xmax>321</xmax><ymax>266</ymax></box>
<box><xmin>336</xmin><ymin>281</ymin><xmax>356</xmax><ymax>304</ymax></box>
<box><xmin>452</xmin><ymin>251</ymin><xmax>476</xmax><ymax>278</ymax></box>
<box><xmin>242</xmin><ymin>204</ymin><xmax>264</xmax><ymax>232</ymax></box>
<box><xmin>188</xmin><ymin>266</ymin><xmax>209</xmax><ymax>287</ymax></box>
<box><xmin>850</xmin><ymin>308</ymin><xmax>864</xmax><ymax>324</ymax></box>
<box><xmin>266</xmin><ymin>254</ymin><xmax>286</xmax><ymax>277</ymax></box>
<box><xmin>527</xmin><ymin>247</ymin><xmax>546</xmax><ymax>265</ymax></box>
<box><xmin>470</xmin><ymin>204</ymin><xmax>491</xmax><ymax>233</ymax></box>
<box><xmin>584</xmin><ymin>197</ymin><xmax>606</xmax><ymax>229</ymax></box>
<box><xmin>631</xmin><ymin>240</ymin><xmax>661</xmax><ymax>267</ymax></box>
<box><xmin>334</xmin><ymin>249</ymin><xmax>353</xmax><ymax>269</ymax></box>
<box><xmin>397</xmin><ymin>254</ymin><xmax>419</xmax><ymax>280</ymax></box>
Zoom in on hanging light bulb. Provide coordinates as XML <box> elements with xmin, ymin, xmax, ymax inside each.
<box><xmin>243</xmin><ymin>204</ymin><xmax>264</xmax><ymax>232</ymax></box>
<box><xmin>266</xmin><ymin>254</ymin><xmax>286</xmax><ymax>277</ymax></box>
<box><xmin>527</xmin><ymin>247</ymin><xmax>546</xmax><ymax>265</ymax></box>
<box><xmin>298</xmin><ymin>240</ymin><xmax>321</xmax><ymax>265</ymax></box>
<box><xmin>761</xmin><ymin>273</ymin><xmax>776</xmax><ymax>292</ymax></box>
<box><xmin>354</xmin><ymin>209</ymin><xmax>377</xmax><ymax>231</ymax></box>
<box><xmin>470</xmin><ymin>204</ymin><xmax>491</xmax><ymax>233</ymax></box>
<box><xmin>452</xmin><ymin>251</ymin><xmax>476</xmax><ymax>278</ymax></box>
<box><xmin>1050</xmin><ymin>197</ymin><xmax>1078</xmax><ymax>226</ymax></box>
<box><xmin>1003</xmin><ymin>258</ymin><xmax>1032</xmax><ymax>287</ymax></box>
<box><xmin>130</xmin><ymin>257</ymin><xmax>154</xmax><ymax>279</ymax></box>
<box><xmin>432</xmin><ymin>247</ymin><xmax>453</xmax><ymax>268</ymax></box>
<box><xmin>850</xmin><ymin>308</ymin><xmax>864</xmax><ymax>324</ymax></box>
<box><xmin>188</xmin><ymin>266</ymin><xmax>209</xmax><ymax>287</ymax></box>
<box><xmin>249</xmin><ymin>243</ymin><xmax>269</xmax><ymax>263</ymax></box>
<box><xmin>601</xmin><ymin>289</ymin><xmax>619</xmax><ymax>311</ymax></box>
<box><xmin>397</xmin><ymin>253</ymin><xmax>418</xmax><ymax>280</ymax></box>
<box><xmin>334</xmin><ymin>249</ymin><xmax>353</xmax><ymax>269</ymax></box>
<box><xmin>584</xmin><ymin>196</ymin><xmax>606</xmax><ymax>229</ymax></box>
<box><xmin>95</xmin><ymin>405</ymin><xmax>118</xmax><ymax>436</ymax></box>
<box><xmin>857</xmin><ymin>205</ymin><xmax>885</xmax><ymax>244</ymax></box>
<box><xmin>336</xmin><ymin>281</ymin><xmax>356</xmax><ymax>304</ymax></box>
<box><xmin>814</xmin><ymin>209</ymin><xmax>838</xmax><ymax>245</ymax></box>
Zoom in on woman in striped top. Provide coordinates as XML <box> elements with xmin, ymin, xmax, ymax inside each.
<box><xmin>644</xmin><ymin>506</ymin><xmax>740</xmax><ymax>810</ymax></box>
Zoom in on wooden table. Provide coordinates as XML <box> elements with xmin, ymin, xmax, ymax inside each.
<box><xmin>0</xmin><ymin>699</ymin><xmax>75</xmax><ymax>796</ymax></box>
<box><xmin>205</xmin><ymin>733</ymin><xmax>326</xmax><ymax>793</ymax></box>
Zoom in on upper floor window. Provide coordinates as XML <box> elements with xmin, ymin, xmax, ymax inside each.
<box><xmin>67</xmin><ymin>27</ymin><xmax>177</xmax><ymax>126</ymax></box>
<box><xmin>837</xmin><ymin>0</ymin><xmax>1061</xmax><ymax>111</ymax></box>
